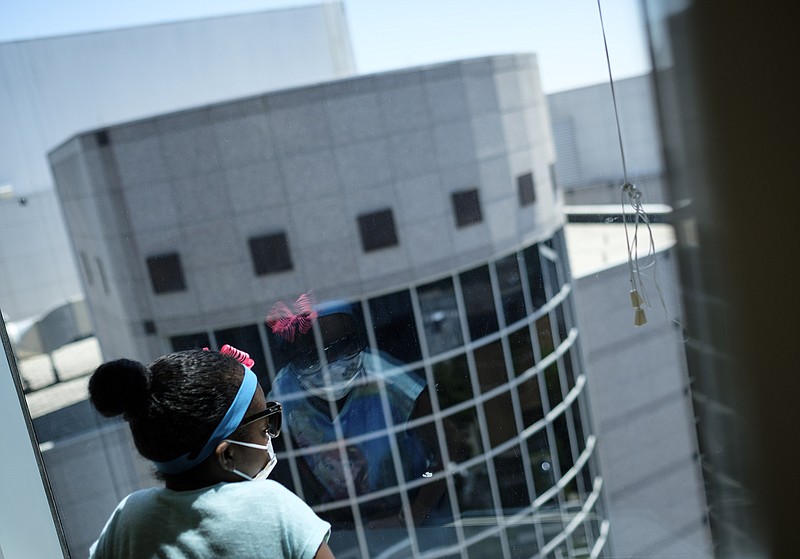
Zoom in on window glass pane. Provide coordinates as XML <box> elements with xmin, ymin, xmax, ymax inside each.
<box><xmin>146</xmin><ymin>252</ymin><xmax>186</xmax><ymax>294</ymax></box>
<box><xmin>536</xmin><ymin>313</ymin><xmax>555</xmax><ymax>358</ymax></box>
<box><xmin>247</xmin><ymin>232</ymin><xmax>293</xmax><ymax>275</ymax></box>
<box><xmin>553</xmin><ymin>412</ymin><xmax>575</xmax><ymax>474</ymax></box>
<box><xmin>213</xmin><ymin>324</ymin><xmax>269</xmax><ymax>390</ymax></box>
<box><xmin>496</xmin><ymin>253</ymin><xmax>527</xmax><ymax>326</ymax></box>
<box><xmin>368</xmin><ymin>290</ymin><xmax>421</xmax><ymax>363</ymax></box>
<box><xmin>474</xmin><ymin>340</ymin><xmax>506</xmax><ymax>392</ymax></box>
<box><xmin>417</xmin><ymin>277</ymin><xmax>464</xmax><ymax>356</ymax></box>
<box><xmin>508</xmin><ymin>325</ymin><xmax>535</xmax><ymax>376</ymax></box>
<box><xmin>433</xmin><ymin>354</ymin><xmax>472</xmax><ymax>410</ymax></box>
<box><xmin>169</xmin><ymin>331</ymin><xmax>209</xmax><ymax>351</ymax></box>
<box><xmin>554</xmin><ymin>301</ymin><xmax>569</xmax><ymax>344</ymax></box>
<box><xmin>523</xmin><ymin>244</ymin><xmax>547</xmax><ymax>310</ymax></box>
<box><xmin>451</xmin><ymin>188</ymin><xmax>483</xmax><ymax>227</ymax></box>
<box><xmin>357</xmin><ymin>208</ymin><xmax>399</xmax><ymax>252</ymax></box>
<box><xmin>545</xmin><ymin>363</ymin><xmax>563</xmax><ymax>409</ymax></box>
<box><xmin>459</xmin><ymin>265</ymin><xmax>499</xmax><ymax>341</ymax></box>
<box><xmin>456</xmin><ymin>461</ymin><xmax>493</xmax><ymax>515</ymax></box>
<box><xmin>527</xmin><ymin>428</ymin><xmax>555</xmax><ymax>495</ymax></box>
<box><xmin>494</xmin><ymin>444</ymin><xmax>530</xmax><ymax>510</ymax></box>
<box><xmin>518</xmin><ymin>376</ymin><xmax>545</xmax><ymax>427</ymax></box>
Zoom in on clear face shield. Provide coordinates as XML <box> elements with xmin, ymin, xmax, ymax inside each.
<box><xmin>290</xmin><ymin>332</ymin><xmax>365</xmax><ymax>401</ymax></box>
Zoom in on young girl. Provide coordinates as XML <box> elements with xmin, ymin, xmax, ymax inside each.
<box><xmin>87</xmin><ymin>348</ymin><xmax>334</xmax><ymax>559</ymax></box>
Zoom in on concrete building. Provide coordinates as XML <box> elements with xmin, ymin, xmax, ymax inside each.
<box><xmin>547</xmin><ymin>74</ymin><xmax>666</xmax><ymax>205</ymax></box>
<box><xmin>0</xmin><ymin>3</ymin><xmax>356</xmax><ymax>323</ymax></box>
<box><xmin>48</xmin><ymin>54</ymin><xmax>609</xmax><ymax>559</ymax></box>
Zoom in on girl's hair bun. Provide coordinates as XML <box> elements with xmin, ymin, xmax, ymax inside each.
<box><xmin>89</xmin><ymin>359</ymin><xmax>149</xmax><ymax>419</ymax></box>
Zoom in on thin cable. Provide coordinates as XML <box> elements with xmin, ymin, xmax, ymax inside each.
<box><xmin>596</xmin><ymin>0</ymin><xmax>629</xmax><ymax>185</ymax></box>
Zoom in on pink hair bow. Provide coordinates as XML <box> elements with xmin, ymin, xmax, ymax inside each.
<box><xmin>266</xmin><ymin>292</ymin><xmax>318</xmax><ymax>342</ymax></box>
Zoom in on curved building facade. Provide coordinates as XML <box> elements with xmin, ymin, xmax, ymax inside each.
<box><xmin>49</xmin><ymin>54</ymin><xmax>608</xmax><ymax>557</ymax></box>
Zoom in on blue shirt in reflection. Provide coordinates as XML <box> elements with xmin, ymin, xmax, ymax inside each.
<box><xmin>268</xmin><ymin>351</ymin><xmax>428</xmax><ymax>504</ymax></box>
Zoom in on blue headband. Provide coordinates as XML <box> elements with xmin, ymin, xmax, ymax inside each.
<box><xmin>153</xmin><ymin>366</ymin><xmax>258</xmax><ymax>475</ymax></box>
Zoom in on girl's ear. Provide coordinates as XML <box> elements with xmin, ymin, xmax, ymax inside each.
<box><xmin>215</xmin><ymin>441</ymin><xmax>234</xmax><ymax>470</ymax></box>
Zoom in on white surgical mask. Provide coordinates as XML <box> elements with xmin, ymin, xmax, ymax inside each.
<box><xmin>225</xmin><ymin>437</ymin><xmax>277</xmax><ymax>481</ymax></box>
<box><xmin>293</xmin><ymin>352</ymin><xmax>363</xmax><ymax>402</ymax></box>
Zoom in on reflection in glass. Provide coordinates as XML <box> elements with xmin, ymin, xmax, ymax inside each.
<box><xmin>494</xmin><ymin>445</ymin><xmax>530</xmax><ymax>510</ymax></box>
<box><xmin>459</xmin><ymin>265</ymin><xmax>499</xmax><ymax>341</ymax></box>
<box><xmin>545</xmin><ymin>363</ymin><xmax>563</xmax><ymax>409</ymax></box>
<box><xmin>564</xmin><ymin>349</ymin><xmax>577</xmax><ymax>391</ymax></box>
<box><xmin>495</xmin><ymin>253</ymin><xmax>527</xmax><ymax>326</ymax></box>
<box><xmin>527</xmin><ymin>428</ymin><xmax>555</xmax><ymax>495</ymax></box>
<box><xmin>433</xmin><ymin>354</ymin><xmax>472</xmax><ymax>410</ymax></box>
<box><xmin>554</xmin><ymin>301</ymin><xmax>569</xmax><ymax>344</ymax></box>
<box><xmin>368</xmin><ymin>290</ymin><xmax>422</xmax><ymax>363</ymax></box>
<box><xmin>456</xmin><ymin>461</ymin><xmax>493</xmax><ymax>515</ymax></box>
<box><xmin>508</xmin><ymin>326</ymin><xmax>535</xmax><ymax>376</ymax></box>
<box><xmin>214</xmin><ymin>324</ymin><xmax>269</xmax><ymax>390</ymax></box>
<box><xmin>537</xmin><ymin>313</ymin><xmax>555</xmax><ymax>358</ymax></box>
<box><xmin>523</xmin><ymin>244</ymin><xmax>547</xmax><ymax>310</ymax></box>
<box><xmin>474</xmin><ymin>340</ymin><xmax>506</xmax><ymax>392</ymax></box>
<box><xmin>448</xmin><ymin>409</ymin><xmax>484</xmax><ymax>462</ymax></box>
<box><xmin>517</xmin><ymin>376</ymin><xmax>545</xmax><ymax>427</ymax></box>
<box><xmin>553</xmin><ymin>413</ymin><xmax>575</xmax><ymax>476</ymax></box>
<box><xmin>417</xmin><ymin>277</ymin><xmax>464</xmax><ymax>356</ymax></box>
<box><xmin>169</xmin><ymin>331</ymin><xmax>209</xmax><ymax>351</ymax></box>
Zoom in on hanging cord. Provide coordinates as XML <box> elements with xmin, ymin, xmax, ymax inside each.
<box><xmin>596</xmin><ymin>0</ymin><xmax>685</xmax><ymax>337</ymax></box>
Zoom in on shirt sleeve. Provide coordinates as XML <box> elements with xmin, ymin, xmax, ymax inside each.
<box><xmin>266</xmin><ymin>481</ymin><xmax>331</xmax><ymax>559</ymax></box>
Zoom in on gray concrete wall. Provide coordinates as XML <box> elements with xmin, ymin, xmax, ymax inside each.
<box><xmin>0</xmin><ymin>3</ymin><xmax>356</xmax><ymax>322</ymax></box>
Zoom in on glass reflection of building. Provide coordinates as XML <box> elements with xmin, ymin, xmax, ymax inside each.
<box><xmin>49</xmin><ymin>55</ymin><xmax>609</xmax><ymax>558</ymax></box>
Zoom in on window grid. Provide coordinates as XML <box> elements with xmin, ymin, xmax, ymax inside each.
<box><xmin>162</xmin><ymin>232</ymin><xmax>605</xmax><ymax>559</ymax></box>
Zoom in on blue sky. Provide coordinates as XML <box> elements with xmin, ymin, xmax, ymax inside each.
<box><xmin>0</xmin><ymin>0</ymin><xmax>649</xmax><ymax>93</ymax></box>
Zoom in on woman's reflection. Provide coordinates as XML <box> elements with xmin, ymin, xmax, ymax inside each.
<box><xmin>266</xmin><ymin>296</ymin><xmax>448</xmax><ymax>529</ymax></box>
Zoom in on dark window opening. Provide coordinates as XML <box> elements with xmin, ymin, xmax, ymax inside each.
<box><xmin>146</xmin><ymin>252</ymin><xmax>187</xmax><ymax>294</ymax></box>
<box><xmin>517</xmin><ymin>172</ymin><xmax>536</xmax><ymax>206</ymax></box>
<box><xmin>451</xmin><ymin>188</ymin><xmax>482</xmax><ymax>227</ymax></box>
<box><xmin>143</xmin><ymin>320</ymin><xmax>157</xmax><ymax>335</ymax></box>
<box><xmin>248</xmin><ymin>232</ymin><xmax>293</xmax><ymax>276</ymax></box>
<box><xmin>357</xmin><ymin>208</ymin><xmax>398</xmax><ymax>252</ymax></box>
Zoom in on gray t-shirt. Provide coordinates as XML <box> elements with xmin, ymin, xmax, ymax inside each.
<box><xmin>89</xmin><ymin>480</ymin><xmax>330</xmax><ymax>559</ymax></box>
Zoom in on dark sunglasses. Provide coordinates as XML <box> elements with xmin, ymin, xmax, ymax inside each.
<box><xmin>238</xmin><ymin>401</ymin><xmax>282</xmax><ymax>438</ymax></box>
<box><xmin>291</xmin><ymin>335</ymin><xmax>364</xmax><ymax>373</ymax></box>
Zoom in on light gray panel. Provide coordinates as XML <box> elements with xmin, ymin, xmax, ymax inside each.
<box><xmin>213</xmin><ymin>111</ymin><xmax>277</xmax><ymax>168</ymax></box>
<box><xmin>325</xmin><ymin>92</ymin><xmax>383</xmax><ymax>144</ymax></box>
<box><xmin>225</xmin><ymin>161</ymin><xmax>286</xmax><ymax>213</ymax></box>
<box><xmin>403</xmin><ymin>217</ymin><xmax>455</xmax><ymax>270</ymax></box>
<box><xmin>194</xmin><ymin>265</ymin><xmax>257</xmax><ymax>314</ymax></box>
<box><xmin>470</xmin><ymin>113</ymin><xmax>506</xmax><ymax>160</ymax></box>
<box><xmin>357</xmin><ymin>240</ymin><xmax>410</xmax><ymax>282</ymax></box>
<box><xmin>485</xmin><ymin>197</ymin><xmax>518</xmax><ymax>246</ymax></box>
<box><xmin>502</xmin><ymin>110</ymin><xmax>530</xmax><ymax>153</ymax></box>
<box><xmin>479</xmin><ymin>156</ymin><xmax>514</xmax><ymax>203</ymax></box>
<box><xmin>289</xmin><ymin>193</ymin><xmax>351</xmax><ymax>248</ymax></box>
<box><xmin>281</xmin><ymin>149</ymin><xmax>341</xmax><ymax>204</ymax></box>
<box><xmin>424</xmin><ymin>77</ymin><xmax>469</xmax><ymax>124</ymax></box>
<box><xmin>334</xmin><ymin>138</ymin><xmax>393</xmax><ymax>192</ymax></box>
<box><xmin>298</xmin><ymin>240</ymin><xmax>360</xmax><ymax>294</ymax></box>
<box><xmin>433</xmin><ymin>121</ymin><xmax>477</xmax><ymax>170</ymax></box>
<box><xmin>395</xmin><ymin>173</ymin><xmax>448</xmax><ymax>223</ymax></box>
<box><xmin>388</xmin><ymin>129</ymin><xmax>438</xmax><ymax>179</ymax></box>
<box><xmin>269</xmin><ymin>102</ymin><xmax>332</xmax><ymax>157</ymax></box>
<box><xmin>179</xmin><ymin>219</ymin><xmax>243</xmax><ymax>270</ymax></box>
<box><xmin>123</xmin><ymin>182</ymin><xmax>179</xmax><ymax>233</ymax></box>
<box><xmin>494</xmin><ymin>70</ymin><xmax>523</xmax><ymax>112</ymax></box>
<box><xmin>463</xmin><ymin>72</ymin><xmax>499</xmax><ymax>115</ymax></box>
<box><xmin>112</xmin><ymin>130</ymin><xmax>169</xmax><ymax>188</ymax></box>
<box><xmin>159</xmin><ymin>114</ymin><xmax>222</xmax><ymax>179</ymax></box>
<box><xmin>171</xmin><ymin>172</ymin><xmax>234</xmax><ymax>223</ymax></box>
<box><xmin>378</xmin><ymin>78</ymin><xmax>429</xmax><ymax>133</ymax></box>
